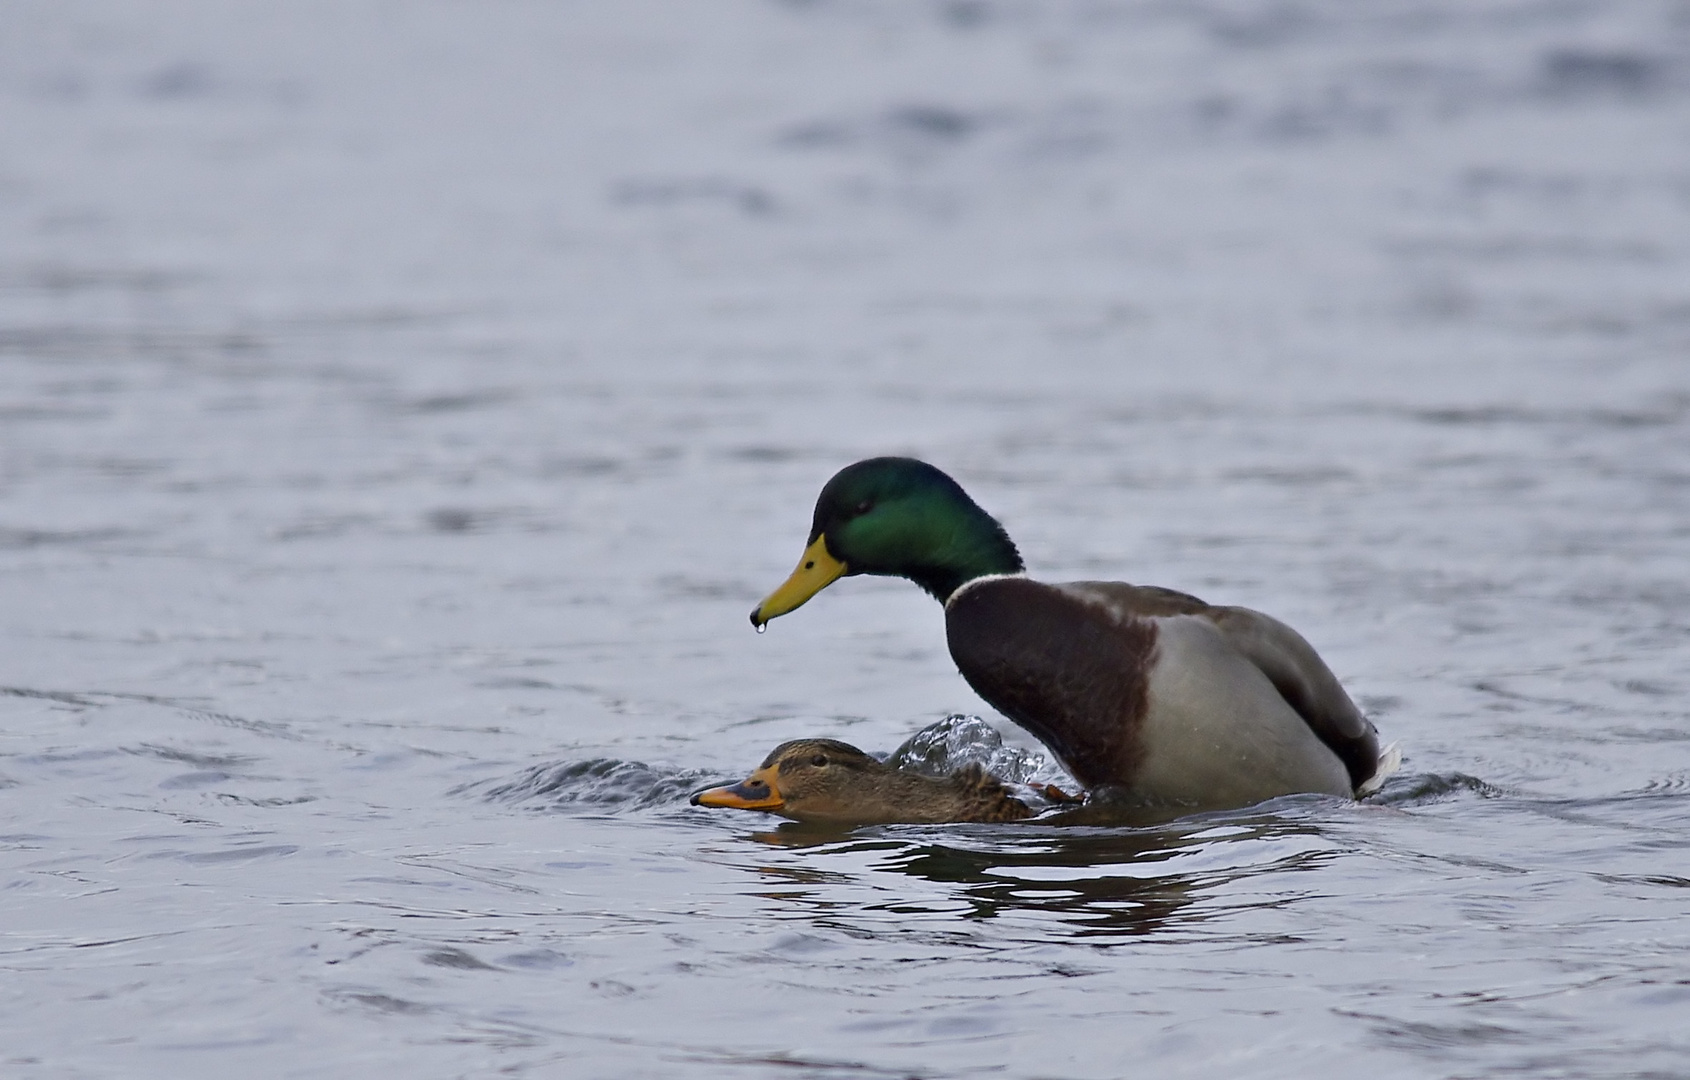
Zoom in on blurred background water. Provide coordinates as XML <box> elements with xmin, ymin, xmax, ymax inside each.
<box><xmin>2</xmin><ymin>1</ymin><xmax>1688</xmax><ymax>1076</ymax></box>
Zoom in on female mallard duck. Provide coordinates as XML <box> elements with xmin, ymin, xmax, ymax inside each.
<box><xmin>691</xmin><ymin>738</ymin><xmax>1042</xmax><ymax>825</ymax></box>
<box><xmin>749</xmin><ymin>457</ymin><xmax>1394</xmax><ymax>814</ymax></box>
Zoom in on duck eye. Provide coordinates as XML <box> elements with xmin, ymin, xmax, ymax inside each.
<box><xmin>854</xmin><ymin>500</ymin><xmax>873</xmax><ymax>515</ymax></box>
<box><xmin>810</xmin><ymin>754</ymin><xmax>828</xmax><ymax>767</ymax></box>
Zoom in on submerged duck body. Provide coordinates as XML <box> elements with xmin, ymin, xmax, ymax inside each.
<box><xmin>749</xmin><ymin>457</ymin><xmax>1390</xmax><ymax>815</ymax></box>
<box><xmin>691</xmin><ymin>738</ymin><xmax>1040</xmax><ymax>825</ymax></box>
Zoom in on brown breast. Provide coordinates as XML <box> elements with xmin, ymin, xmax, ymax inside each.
<box><xmin>944</xmin><ymin>577</ymin><xmax>1157</xmax><ymax>790</ymax></box>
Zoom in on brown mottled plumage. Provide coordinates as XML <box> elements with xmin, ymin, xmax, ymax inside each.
<box><xmin>690</xmin><ymin>739</ymin><xmax>1037</xmax><ymax>825</ymax></box>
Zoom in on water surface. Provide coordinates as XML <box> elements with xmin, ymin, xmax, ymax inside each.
<box><xmin>3</xmin><ymin>1</ymin><xmax>1689</xmax><ymax>1076</ymax></box>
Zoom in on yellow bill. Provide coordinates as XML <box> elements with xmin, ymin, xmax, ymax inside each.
<box><xmin>749</xmin><ymin>535</ymin><xmax>846</xmax><ymax>629</ymax></box>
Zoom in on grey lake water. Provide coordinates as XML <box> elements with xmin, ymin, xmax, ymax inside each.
<box><xmin>3</xmin><ymin>1</ymin><xmax>1690</xmax><ymax>1076</ymax></box>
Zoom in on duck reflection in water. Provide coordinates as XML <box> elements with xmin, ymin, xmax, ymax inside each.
<box><xmin>720</xmin><ymin>814</ymin><xmax>1334</xmax><ymax>941</ymax></box>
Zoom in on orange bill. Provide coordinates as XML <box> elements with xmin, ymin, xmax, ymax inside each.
<box><xmin>690</xmin><ymin>767</ymin><xmax>784</xmax><ymax>812</ymax></box>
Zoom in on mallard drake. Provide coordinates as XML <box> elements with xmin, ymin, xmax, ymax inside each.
<box><xmin>749</xmin><ymin>457</ymin><xmax>1394</xmax><ymax>813</ymax></box>
<box><xmin>690</xmin><ymin>738</ymin><xmax>1041</xmax><ymax>825</ymax></box>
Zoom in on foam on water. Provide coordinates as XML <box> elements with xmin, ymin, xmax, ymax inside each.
<box><xmin>883</xmin><ymin>713</ymin><xmax>1060</xmax><ymax>785</ymax></box>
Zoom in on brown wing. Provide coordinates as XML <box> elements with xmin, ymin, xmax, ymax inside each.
<box><xmin>945</xmin><ymin>577</ymin><xmax>1156</xmax><ymax>789</ymax></box>
<box><xmin>1201</xmin><ymin>605</ymin><xmax>1381</xmax><ymax>790</ymax></box>
<box><xmin>950</xmin><ymin>764</ymin><xmax>1037</xmax><ymax>823</ymax></box>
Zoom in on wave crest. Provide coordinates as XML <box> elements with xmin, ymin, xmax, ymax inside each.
<box><xmin>463</xmin><ymin>758</ymin><xmax>716</xmax><ymax>811</ymax></box>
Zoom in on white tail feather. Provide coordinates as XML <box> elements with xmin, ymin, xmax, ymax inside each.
<box><xmin>1357</xmin><ymin>741</ymin><xmax>1402</xmax><ymax>798</ymax></box>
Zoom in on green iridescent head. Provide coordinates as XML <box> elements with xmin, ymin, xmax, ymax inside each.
<box><xmin>750</xmin><ymin>457</ymin><xmax>1023</xmax><ymax>627</ymax></box>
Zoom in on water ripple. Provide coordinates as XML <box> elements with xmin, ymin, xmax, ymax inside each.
<box><xmin>1370</xmin><ymin>771</ymin><xmax>1512</xmax><ymax>805</ymax></box>
<box><xmin>460</xmin><ymin>758</ymin><xmax>718</xmax><ymax>812</ymax></box>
